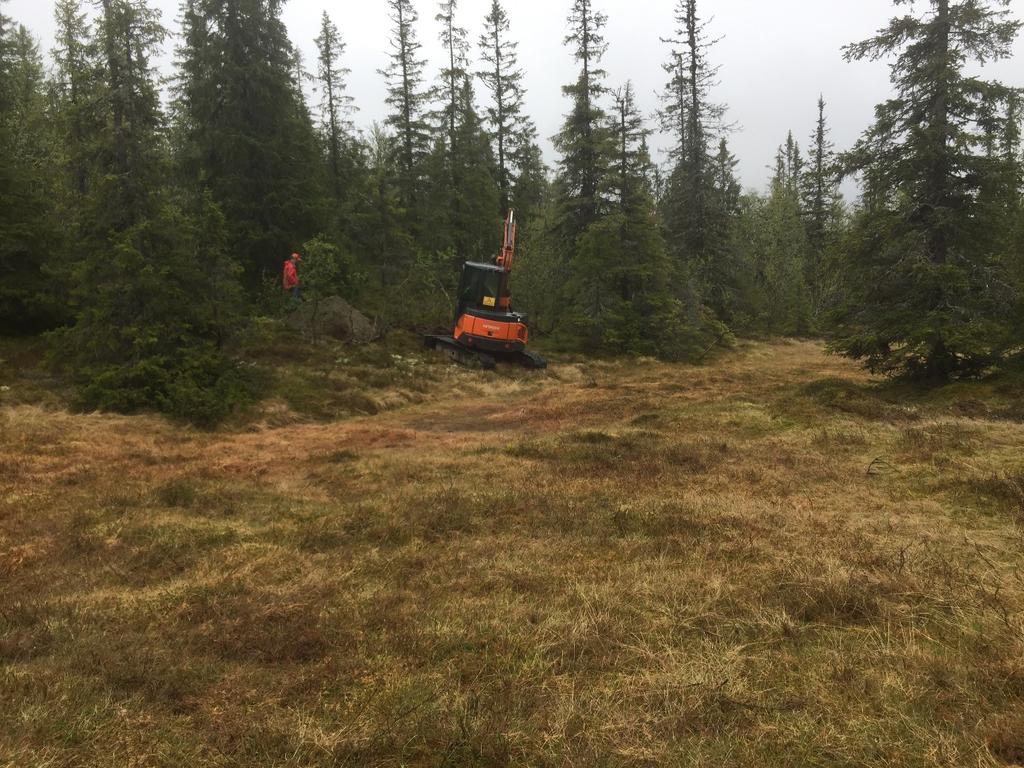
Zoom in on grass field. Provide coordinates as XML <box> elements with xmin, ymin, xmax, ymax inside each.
<box><xmin>2</xmin><ymin>337</ymin><xmax>1023</xmax><ymax>767</ymax></box>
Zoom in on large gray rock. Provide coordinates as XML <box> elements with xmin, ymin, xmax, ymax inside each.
<box><xmin>287</xmin><ymin>295</ymin><xmax>377</xmax><ymax>343</ymax></box>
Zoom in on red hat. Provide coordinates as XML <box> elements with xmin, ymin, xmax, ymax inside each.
<box><xmin>291</xmin><ymin>252</ymin><xmax>302</xmax><ymax>261</ymax></box>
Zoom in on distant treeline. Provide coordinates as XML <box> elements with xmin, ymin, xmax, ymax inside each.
<box><xmin>0</xmin><ymin>0</ymin><xmax>1022</xmax><ymax>422</ymax></box>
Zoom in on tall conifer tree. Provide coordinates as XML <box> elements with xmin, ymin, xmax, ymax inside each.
<box><xmin>832</xmin><ymin>0</ymin><xmax>1022</xmax><ymax>377</ymax></box>
<box><xmin>659</xmin><ymin>0</ymin><xmax>729</xmax><ymax>312</ymax></box>
<box><xmin>426</xmin><ymin>0</ymin><xmax>499</xmax><ymax>262</ymax></box>
<box><xmin>380</xmin><ymin>0</ymin><xmax>429</xmax><ymax>214</ymax></box>
<box><xmin>314</xmin><ymin>12</ymin><xmax>354</xmax><ymax>200</ymax></box>
<box><xmin>174</xmin><ymin>0</ymin><xmax>327</xmax><ymax>287</ymax></box>
<box><xmin>477</xmin><ymin>0</ymin><xmax>541</xmax><ymax>213</ymax></box>
<box><xmin>0</xmin><ymin>17</ymin><xmax>59</xmax><ymax>330</ymax></box>
<box><xmin>801</xmin><ymin>97</ymin><xmax>842</xmax><ymax>315</ymax></box>
<box><xmin>554</xmin><ymin>0</ymin><xmax>610</xmax><ymax>244</ymax></box>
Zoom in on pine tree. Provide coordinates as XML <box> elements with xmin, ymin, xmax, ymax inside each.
<box><xmin>174</xmin><ymin>0</ymin><xmax>328</xmax><ymax>288</ymax></box>
<box><xmin>380</xmin><ymin>0</ymin><xmax>430</xmax><ymax>213</ymax></box>
<box><xmin>477</xmin><ymin>0</ymin><xmax>541</xmax><ymax>213</ymax></box>
<box><xmin>553</xmin><ymin>0</ymin><xmax>611</xmax><ymax>245</ymax></box>
<box><xmin>833</xmin><ymin>0</ymin><xmax>1022</xmax><ymax>378</ymax></box>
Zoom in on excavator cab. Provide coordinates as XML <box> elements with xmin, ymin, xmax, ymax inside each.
<box><xmin>455</xmin><ymin>262</ymin><xmax>505</xmax><ymax>321</ymax></box>
<box><xmin>424</xmin><ymin>210</ymin><xmax>547</xmax><ymax>370</ymax></box>
<box><xmin>452</xmin><ymin>260</ymin><xmax>529</xmax><ymax>354</ymax></box>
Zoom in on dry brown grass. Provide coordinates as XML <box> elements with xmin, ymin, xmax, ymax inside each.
<box><xmin>2</xmin><ymin>339</ymin><xmax>1024</xmax><ymax>767</ymax></box>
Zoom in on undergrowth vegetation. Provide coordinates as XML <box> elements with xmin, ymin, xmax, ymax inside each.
<box><xmin>2</xmin><ymin>340</ymin><xmax>1024</xmax><ymax>766</ymax></box>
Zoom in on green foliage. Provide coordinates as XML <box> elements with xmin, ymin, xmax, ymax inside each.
<box><xmin>831</xmin><ymin>0</ymin><xmax>1023</xmax><ymax>378</ymax></box>
<box><xmin>553</xmin><ymin>0</ymin><xmax>612</xmax><ymax>245</ymax></box>
<box><xmin>658</xmin><ymin>0</ymin><xmax>731</xmax><ymax>310</ymax></box>
<box><xmin>314</xmin><ymin>12</ymin><xmax>354</xmax><ymax>196</ymax></box>
<box><xmin>367</xmin><ymin>248</ymin><xmax>457</xmax><ymax>331</ymax></box>
<box><xmin>381</xmin><ymin>0</ymin><xmax>431</xmax><ymax>216</ymax></box>
<box><xmin>429</xmin><ymin>78</ymin><xmax>501</xmax><ymax>264</ymax></box>
<box><xmin>49</xmin><ymin>0</ymin><xmax>252</xmax><ymax>426</ymax></box>
<box><xmin>512</xmin><ymin>199</ymin><xmax>563</xmax><ymax>334</ymax></box>
<box><xmin>174</xmin><ymin>0</ymin><xmax>329</xmax><ymax>289</ymax></box>
<box><xmin>299</xmin><ymin>237</ymin><xmax>342</xmax><ymax>300</ymax></box>
<box><xmin>355</xmin><ymin>126</ymin><xmax>416</xmax><ymax>288</ymax></box>
<box><xmin>801</xmin><ymin>97</ymin><xmax>843</xmax><ymax>316</ymax></box>
<box><xmin>425</xmin><ymin>4</ymin><xmax>501</xmax><ymax>264</ymax></box>
<box><xmin>759</xmin><ymin>136</ymin><xmax>814</xmax><ymax>335</ymax></box>
<box><xmin>0</xmin><ymin>20</ymin><xmax>63</xmax><ymax>332</ymax></box>
<box><xmin>477</xmin><ymin>0</ymin><xmax>545</xmax><ymax>214</ymax></box>
<box><xmin>55</xmin><ymin>201</ymin><xmax>254</xmax><ymax>425</ymax></box>
<box><xmin>301</xmin><ymin>235</ymin><xmax>361</xmax><ymax>301</ymax></box>
<box><xmin>563</xmin><ymin>83</ymin><xmax>730</xmax><ymax>361</ymax></box>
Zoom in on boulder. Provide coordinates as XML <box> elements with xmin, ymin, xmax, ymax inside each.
<box><xmin>287</xmin><ymin>295</ymin><xmax>377</xmax><ymax>343</ymax></box>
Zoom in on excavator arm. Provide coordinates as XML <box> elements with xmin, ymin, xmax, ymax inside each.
<box><xmin>495</xmin><ymin>209</ymin><xmax>516</xmax><ymax>270</ymax></box>
<box><xmin>495</xmin><ymin>210</ymin><xmax>516</xmax><ymax>308</ymax></box>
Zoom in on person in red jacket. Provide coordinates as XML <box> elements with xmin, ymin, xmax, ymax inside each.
<box><xmin>283</xmin><ymin>252</ymin><xmax>301</xmax><ymax>301</ymax></box>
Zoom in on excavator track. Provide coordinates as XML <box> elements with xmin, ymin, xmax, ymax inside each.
<box><xmin>423</xmin><ymin>209</ymin><xmax>547</xmax><ymax>372</ymax></box>
<box><xmin>424</xmin><ymin>335</ymin><xmax>497</xmax><ymax>370</ymax></box>
<box><xmin>423</xmin><ymin>335</ymin><xmax>546</xmax><ymax>370</ymax></box>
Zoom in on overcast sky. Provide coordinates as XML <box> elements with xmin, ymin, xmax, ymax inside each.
<box><xmin>7</xmin><ymin>0</ymin><xmax>1024</xmax><ymax>194</ymax></box>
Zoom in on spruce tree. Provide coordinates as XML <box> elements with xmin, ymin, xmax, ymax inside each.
<box><xmin>801</xmin><ymin>96</ymin><xmax>841</xmax><ymax>314</ymax></box>
<box><xmin>313</xmin><ymin>11</ymin><xmax>354</xmax><ymax>199</ymax></box>
<box><xmin>567</xmin><ymin>82</ymin><xmax>654</xmax><ymax>350</ymax></box>
<box><xmin>51</xmin><ymin>0</ymin><xmax>96</xmax><ymax>201</ymax></box>
<box><xmin>703</xmin><ymin>137</ymin><xmax>745</xmax><ymax>321</ymax></box>
<box><xmin>833</xmin><ymin>0</ymin><xmax>1022</xmax><ymax>377</ymax></box>
<box><xmin>174</xmin><ymin>0</ymin><xmax>327</xmax><ymax>288</ymax></box>
<box><xmin>380</xmin><ymin>0</ymin><xmax>430</xmax><ymax>213</ymax></box>
<box><xmin>425</xmin><ymin>0</ymin><xmax>499</xmax><ymax>263</ymax></box>
<box><xmin>0</xmin><ymin>18</ymin><xmax>60</xmax><ymax>331</ymax></box>
<box><xmin>447</xmin><ymin>77</ymin><xmax>500</xmax><ymax>261</ymax></box>
<box><xmin>554</xmin><ymin>0</ymin><xmax>611</xmax><ymax>245</ymax></box>
<box><xmin>0</xmin><ymin>0</ymin><xmax>10</xmax><ymax>98</ymax></box>
<box><xmin>1005</xmin><ymin>95</ymin><xmax>1024</xmax><ymax>340</ymax></box>
<box><xmin>758</xmin><ymin>136</ymin><xmax>813</xmax><ymax>335</ymax></box>
<box><xmin>568</xmin><ymin>83</ymin><xmax>723</xmax><ymax>358</ymax></box>
<box><xmin>361</xmin><ymin>124</ymin><xmax>414</xmax><ymax>287</ymax></box>
<box><xmin>313</xmin><ymin>9</ymin><xmax>368</xmax><ymax>268</ymax></box>
<box><xmin>55</xmin><ymin>0</ymin><xmax>248</xmax><ymax>423</ymax></box>
<box><xmin>477</xmin><ymin>0</ymin><xmax>542</xmax><ymax>213</ymax></box>
<box><xmin>659</xmin><ymin>0</ymin><xmax>730</xmax><ymax>313</ymax></box>
<box><xmin>435</xmin><ymin>0</ymin><xmax>468</xmax><ymax>151</ymax></box>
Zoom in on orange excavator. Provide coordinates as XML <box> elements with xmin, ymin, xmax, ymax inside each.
<box><xmin>424</xmin><ymin>210</ymin><xmax>547</xmax><ymax>370</ymax></box>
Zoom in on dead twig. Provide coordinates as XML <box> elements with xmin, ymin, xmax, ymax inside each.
<box><xmin>867</xmin><ymin>457</ymin><xmax>898</xmax><ymax>476</ymax></box>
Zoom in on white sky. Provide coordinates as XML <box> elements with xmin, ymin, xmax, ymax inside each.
<box><xmin>7</xmin><ymin>0</ymin><xmax>1024</xmax><ymax>194</ymax></box>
